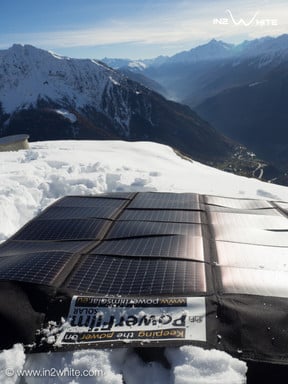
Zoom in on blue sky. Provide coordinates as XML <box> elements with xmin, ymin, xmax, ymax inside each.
<box><xmin>1</xmin><ymin>0</ymin><xmax>287</xmax><ymax>59</ymax></box>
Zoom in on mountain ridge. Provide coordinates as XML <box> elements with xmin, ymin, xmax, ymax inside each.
<box><xmin>101</xmin><ymin>34</ymin><xmax>288</xmax><ymax>71</ymax></box>
<box><xmin>101</xmin><ymin>34</ymin><xmax>288</xmax><ymax>169</ymax></box>
<box><xmin>0</xmin><ymin>44</ymin><xmax>234</xmax><ymax>164</ymax></box>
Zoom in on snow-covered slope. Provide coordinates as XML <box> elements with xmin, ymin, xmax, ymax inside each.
<box><xmin>2</xmin><ymin>139</ymin><xmax>288</xmax><ymax>383</ymax></box>
<box><xmin>0</xmin><ymin>44</ymin><xmax>136</xmax><ymax>136</ymax></box>
<box><xmin>1</xmin><ymin>140</ymin><xmax>287</xmax><ymax>243</ymax></box>
<box><xmin>0</xmin><ymin>45</ymin><xmax>117</xmax><ymax>114</ymax></box>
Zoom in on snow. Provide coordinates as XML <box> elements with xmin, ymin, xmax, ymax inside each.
<box><xmin>2</xmin><ymin>138</ymin><xmax>288</xmax><ymax>382</ymax></box>
<box><xmin>108</xmin><ymin>76</ymin><xmax>120</xmax><ymax>86</ymax></box>
<box><xmin>0</xmin><ymin>345</ymin><xmax>246</xmax><ymax>384</ymax></box>
<box><xmin>248</xmin><ymin>81</ymin><xmax>263</xmax><ymax>87</ymax></box>
<box><xmin>55</xmin><ymin>109</ymin><xmax>77</xmax><ymax>123</ymax></box>
<box><xmin>0</xmin><ymin>344</ymin><xmax>26</xmax><ymax>384</ymax></box>
<box><xmin>128</xmin><ymin>61</ymin><xmax>147</xmax><ymax>70</ymax></box>
<box><xmin>166</xmin><ymin>346</ymin><xmax>247</xmax><ymax>384</ymax></box>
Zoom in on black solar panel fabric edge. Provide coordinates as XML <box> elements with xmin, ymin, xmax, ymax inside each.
<box><xmin>200</xmin><ymin>197</ymin><xmax>223</xmax><ymax>304</ymax></box>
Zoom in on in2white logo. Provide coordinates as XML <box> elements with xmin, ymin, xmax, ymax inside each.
<box><xmin>213</xmin><ymin>10</ymin><xmax>278</xmax><ymax>27</ymax></box>
<box><xmin>225</xmin><ymin>9</ymin><xmax>259</xmax><ymax>26</ymax></box>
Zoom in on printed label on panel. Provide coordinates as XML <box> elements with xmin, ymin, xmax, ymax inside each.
<box><xmin>57</xmin><ymin>296</ymin><xmax>206</xmax><ymax>345</ymax></box>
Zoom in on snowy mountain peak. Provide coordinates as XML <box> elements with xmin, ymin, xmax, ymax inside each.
<box><xmin>167</xmin><ymin>39</ymin><xmax>235</xmax><ymax>64</ymax></box>
<box><xmin>205</xmin><ymin>38</ymin><xmax>234</xmax><ymax>50</ymax></box>
<box><xmin>0</xmin><ymin>44</ymin><xmax>141</xmax><ymax>136</ymax></box>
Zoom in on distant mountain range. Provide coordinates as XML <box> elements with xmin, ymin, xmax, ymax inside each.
<box><xmin>103</xmin><ymin>34</ymin><xmax>288</xmax><ymax>167</ymax></box>
<box><xmin>0</xmin><ymin>44</ymin><xmax>234</xmax><ymax>164</ymax></box>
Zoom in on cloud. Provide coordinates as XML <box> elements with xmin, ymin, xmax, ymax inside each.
<box><xmin>0</xmin><ymin>0</ymin><xmax>287</xmax><ymax>52</ymax></box>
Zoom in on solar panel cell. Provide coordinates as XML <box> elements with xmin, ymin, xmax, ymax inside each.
<box><xmin>219</xmin><ymin>266</ymin><xmax>288</xmax><ymax>298</ymax></box>
<box><xmin>92</xmin><ymin>235</ymin><xmax>204</xmax><ymax>261</ymax></box>
<box><xmin>67</xmin><ymin>255</ymin><xmax>207</xmax><ymax>295</ymax></box>
<box><xmin>54</xmin><ymin>196</ymin><xmax>127</xmax><ymax>208</ymax></box>
<box><xmin>118</xmin><ymin>209</ymin><xmax>203</xmax><ymax>223</ymax></box>
<box><xmin>12</xmin><ymin>219</ymin><xmax>109</xmax><ymax>241</ymax></box>
<box><xmin>0</xmin><ymin>252</ymin><xmax>72</xmax><ymax>284</ymax></box>
<box><xmin>38</xmin><ymin>206</ymin><xmax>120</xmax><ymax>220</ymax></box>
<box><xmin>206</xmin><ymin>196</ymin><xmax>272</xmax><ymax>209</ymax></box>
<box><xmin>128</xmin><ymin>192</ymin><xmax>200</xmax><ymax>210</ymax></box>
<box><xmin>107</xmin><ymin>221</ymin><xmax>202</xmax><ymax>239</ymax></box>
<box><xmin>0</xmin><ymin>241</ymin><xmax>91</xmax><ymax>256</ymax></box>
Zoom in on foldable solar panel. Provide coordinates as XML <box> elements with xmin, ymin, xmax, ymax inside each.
<box><xmin>1</xmin><ymin>192</ymin><xmax>288</xmax><ymax>367</ymax></box>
